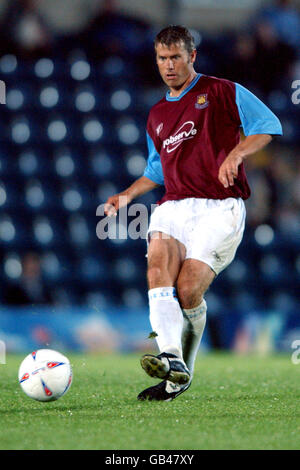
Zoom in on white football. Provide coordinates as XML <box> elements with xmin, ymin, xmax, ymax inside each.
<box><xmin>18</xmin><ymin>349</ymin><xmax>72</xmax><ymax>402</ymax></box>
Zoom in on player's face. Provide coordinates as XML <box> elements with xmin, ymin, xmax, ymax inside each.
<box><xmin>155</xmin><ymin>42</ymin><xmax>196</xmax><ymax>90</ymax></box>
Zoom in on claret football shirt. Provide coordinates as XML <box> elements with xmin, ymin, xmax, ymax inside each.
<box><xmin>143</xmin><ymin>74</ymin><xmax>282</xmax><ymax>203</ymax></box>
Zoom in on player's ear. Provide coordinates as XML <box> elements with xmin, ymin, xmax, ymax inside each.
<box><xmin>190</xmin><ymin>49</ymin><xmax>197</xmax><ymax>64</ymax></box>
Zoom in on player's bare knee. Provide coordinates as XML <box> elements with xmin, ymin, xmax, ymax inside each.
<box><xmin>176</xmin><ymin>280</ymin><xmax>204</xmax><ymax>309</ymax></box>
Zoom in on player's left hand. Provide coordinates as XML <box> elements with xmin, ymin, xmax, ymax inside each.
<box><xmin>218</xmin><ymin>152</ymin><xmax>244</xmax><ymax>188</ymax></box>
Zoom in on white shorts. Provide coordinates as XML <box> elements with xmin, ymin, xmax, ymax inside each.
<box><xmin>147</xmin><ymin>197</ymin><xmax>246</xmax><ymax>275</ymax></box>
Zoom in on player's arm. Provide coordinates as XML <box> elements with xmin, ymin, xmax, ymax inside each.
<box><xmin>105</xmin><ymin>131</ymin><xmax>164</xmax><ymax>216</ymax></box>
<box><xmin>218</xmin><ymin>133</ymin><xmax>272</xmax><ymax>188</ymax></box>
<box><xmin>219</xmin><ymin>82</ymin><xmax>282</xmax><ymax>188</ymax></box>
<box><xmin>104</xmin><ymin>176</ymin><xmax>160</xmax><ymax>216</ymax></box>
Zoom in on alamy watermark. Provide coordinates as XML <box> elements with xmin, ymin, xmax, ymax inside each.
<box><xmin>291</xmin><ymin>80</ymin><xmax>300</xmax><ymax>105</ymax></box>
<box><xmin>0</xmin><ymin>82</ymin><xmax>7</xmax><ymax>363</ymax></box>
<box><xmin>0</xmin><ymin>80</ymin><xmax>6</xmax><ymax>104</ymax></box>
<box><xmin>0</xmin><ymin>340</ymin><xmax>6</xmax><ymax>364</ymax></box>
<box><xmin>96</xmin><ymin>199</ymin><xmax>155</xmax><ymax>240</ymax></box>
<box><xmin>0</xmin><ymin>84</ymin><xmax>10</xmax><ymax>363</ymax></box>
<box><xmin>291</xmin><ymin>340</ymin><xmax>300</xmax><ymax>365</ymax></box>
<box><xmin>96</xmin><ymin>197</ymin><xmax>172</xmax><ymax>240</ymax></box>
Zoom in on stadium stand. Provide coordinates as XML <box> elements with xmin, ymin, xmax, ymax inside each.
<box><xmin>0</xmin><ymin>0</ymin><xmax>299</xmax><ymax>329</ymax></box>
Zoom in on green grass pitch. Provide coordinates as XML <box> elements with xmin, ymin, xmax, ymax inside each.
<box><xmin>0</xmin><ymin>352</ymin><xmax>299</xmax><ymax>450</ymax></box>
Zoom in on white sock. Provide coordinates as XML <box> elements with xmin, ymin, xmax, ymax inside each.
<box><xmin>148</xmin><ymin>287</ymin><xmax>184</xmax><ymax>359</ymax></box>
<box><xmin>181</xmin><ymin>299</ymin><xmax>207</xmax><ymax>378</ymax></box>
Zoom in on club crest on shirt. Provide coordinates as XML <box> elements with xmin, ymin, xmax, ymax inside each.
<box><xmin>195</xmin><ymin>93</ymin><xmax>209</xmax><ymax>109</ymax></box>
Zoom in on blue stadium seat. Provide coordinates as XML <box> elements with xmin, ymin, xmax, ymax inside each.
<box><xmin>34</xmin><ymin>57</ymin><xmax>68</xmax><ymax>82</ymax></box>
<box><xmin>77</xmin><ymin>255</ymin><xmax>109</xmax><ymax>282</ymax></box>
<box><xmin>6</xmin><ymin>85</ymin><xmax>29</xmax><ymax>111</ymax></box>
<box><xmin>115</xmin><ymin>116</ymin><xmax>144</xmax><ymax>146</ymax></box>
<box><xmin>0</xmin><ymin>179</ymin><xmax>21</xmax><ymax>209</ymax></box>
<box><xmin>69</xmin><ymin>57</ymin><xmax>94</xmax><ymax>83</ymax></box>
<box><xmin>68</xmin><ymin>214</ymin><xmax>91</xmax><ymax>247</ymax></box>
<box><xmin>259</xmin><ymin>253</ymin><xmax>289</xmax><ymax>286</ymax></box>
<box><xmin>80</xmin><ymin>115</ymin><xmax>112</xmax><ymax>145</ymax></box>
<box><xmin>0</xmin><ymin>54</ymin><xmax>18</xmax><ymax>77</ymax></box>
<box><xmin>24</xmin><ymin>178</ymin><xmax>59</xmax><ymax>211</ymax></box>
<box><xmin>0</xmin><ymin>214</ymin><xmax>27</xmax><ymax>248</ymax></box>
<box><xmin>88</xmin><ymin>148</ymin><xmax>115</xmax><ymax>179</ymax></box>
<box><xmin>269</xmin><ymin>291</ymin><xmax>298</xmax><ymax>313</ymax></box>
<box><xmin>45</xmin><ymin>114</ymin><xmax>75</xmax><ymax>144</ymax></box>
<box><xmin>224</xmin><ymin>259</ymin><xmax>249</xmax><ymax>285</ymax></box>
<box><xmin>2</xmin><ymin>252</ymin><xmax>23</xmax><ymax>282</ymax></box>
<box><xmin>32</xmin><ymin>215</ymin><xmax>64</xmax><ymax>248</ymax></box>
<box><xmin>72</xmin><ymin>83</ymin><xmax>110</xmax><ymax>113</ymax></box>
<box><xmin>124</xmin><ymin>148</ymin><xmax>147</xmax><ymax>179</ymax></box>
<box><xmin>36</xmin><ymin>83</ymin><xmax>68</xmax><ymax>111</ymax></box>
<box><xmin>109</xmin><ymin>87</ymin><xmax>136</xmax><ymax>112</ymax></box>
<box><xmin>99</xmin><ymin>56</ymin><xmax>128</xmax><ymax>79</ymax></box>
<box><xmin>9</xmin><ymin>115</ymin><xmax>39</xmax><ymax>145</ymax></box>
<box><xmin>84</xmin><ymin>290</ymin><xmax>111</xmax><ymax>309</ymax></box>
<box><xmin>18</xmin><ymin>147</ymin><xmax>53</xmax><ymax>177</ymax></box>
<box><xmin>231</xmin><ymin>290</ymin><xmax>263</xmax><ymax>312</ymax></box>
<box><xmin>54</xmin><ymin>151</ymin><xmax>78</xmax><ymax>179</ymax></box>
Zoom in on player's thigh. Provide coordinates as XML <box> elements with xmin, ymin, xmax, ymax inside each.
<box><xmin>176</xmin><ymin>258</ymin><xmax>215</xmax><ymax>308</ymax></box>
<box><xmin>147</xmin><ymin>231</ymin><xmax>186</xmax><ymax>287</ymax></box>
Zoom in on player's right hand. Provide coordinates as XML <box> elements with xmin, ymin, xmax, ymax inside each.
<box><xmin>104</xmin><ymin>193</ymin><xmax>130</xmax><ymax>217</ymax></box>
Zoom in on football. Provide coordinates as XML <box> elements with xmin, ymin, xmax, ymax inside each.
<box><xmin>18</xmin><ymin>349</ymin><xmax>72</xmax><ymax>402</ymax></box>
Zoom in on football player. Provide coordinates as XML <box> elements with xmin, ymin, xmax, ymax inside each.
<box><xmin>105</xmin><ymin>25</ymin><xmax>282</xmax><ymax>401</ymax></box>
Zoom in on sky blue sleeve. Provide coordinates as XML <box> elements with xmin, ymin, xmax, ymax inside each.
<box><xmin>235</xmin><ymin>83</ymin><xmax>283</xmax><ymax>136</ymax></box>
<box><xmin>143</xmin><ymin>132</ymin><xmax>164</xmax><ymax>185</ymax></box>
